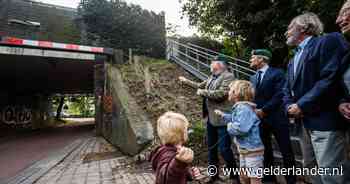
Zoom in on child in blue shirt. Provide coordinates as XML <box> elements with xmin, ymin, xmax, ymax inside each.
<box><xmin>215</xmin><ymin>80</ymin><xmax>264</xmax><ymax>184</ymax></box>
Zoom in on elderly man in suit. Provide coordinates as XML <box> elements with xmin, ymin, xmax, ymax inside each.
<box><xmin>337</xmin><ymin>1</ymin><xmax>350</xmax><ymax>120</ymax></box>
<box><xmin>283</xmin><ymin>12</ymin><xmax>349</xmax><ymax>184</ymax></box>
<box><xmin>336</xmin><ymin>1</ymin><xmax>350</xmax><ymax>182</ymax></box>
<box><xmin>249</xmin><ymin>49</ymin><xmax>296</xmax><ymax>184</ymax></box>
<box><xmin>179</xmin><ymin>56</ymin><xmax>239</xmax><ymax>184</ymax></box>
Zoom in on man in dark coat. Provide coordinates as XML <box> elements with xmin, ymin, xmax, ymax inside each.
<box><xmin>250</xmin><ymin>49</ymin><xmax>296</xmax><ymax>184</ymax></box>
<box><xmin>283</xmin><ymin>13</ymin><xmax>349</xmax><ymax>184</ymax></box>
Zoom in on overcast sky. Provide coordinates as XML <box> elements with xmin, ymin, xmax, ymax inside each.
<box><xmin>37</xmin><ymin>0</ymin><xmax>197</xmax><ymax>36</ymax></box>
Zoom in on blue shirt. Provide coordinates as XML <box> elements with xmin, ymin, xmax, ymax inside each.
<box><xmin>222</xmin><ymin>102</ymin><xmax>264</xmax><ymax>152</ymax></box>
<box><xmin>294</xmin><ymin>36</ymin><xmax>312</xmax><ymax>75</ymax></box>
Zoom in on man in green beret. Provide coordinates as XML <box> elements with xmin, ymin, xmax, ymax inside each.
<box><xmin>250</xmin><ymin>49</ymin><xmax>296</xmax><ymax>184</ymax></box>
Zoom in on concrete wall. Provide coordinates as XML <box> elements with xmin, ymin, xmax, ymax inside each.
<box><xmin>96</xmin><ymin>64</ymin><xmax>154</xmax><ymax>155</ymax></box>
<box><xmin>0</xmin><ymin>0</ymin><xmax>79</xmax><ymax>42</ymax></box>
<box><xmin>0</xmin><ymin>93</ymin><xmax>50</xmax><ymax>130</ymax></box>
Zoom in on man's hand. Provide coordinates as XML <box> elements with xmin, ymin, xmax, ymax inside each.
<box><xmin>196</xmin><ymin>89</ymin><xmax>207</xmax><ymax>96</ymax></box>
<box><xmin>214</xmin><ymin>109</ymin><xmax>224</xmax><ymax>117</ymax></box>
<box><xmin>175</xmin><ymin>146</ymin><xmax>194</xmax><ymax>164</ymax></box>
<box><xmin>179</xmin><ymin>76</ymin><xmax>188</xmax><ymax>83</ymax></box>
<box><xmin>339</xmin><ymin>102</ymin><xmax>350</xmax><ymax>120</ymax></box>
<box><xmin>288</xmin><ymin>104</ymin><xmax>303</xmax><ymax>117</ymax></box>
<box><xmin>255</xmin><ymin>109</ymin><xmax>267</xmax><ymax>119</ymax></box>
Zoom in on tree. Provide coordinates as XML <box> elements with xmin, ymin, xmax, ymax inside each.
<box><xmin>55</xmin><ymin>97</ymin><xmax>65</xmax><ymax>120</ymax></box>
<box><xmin>66</xmin><ymin>96</ymin><xmax>95</xmax><ymax>117</ymax></box>
<box><xmin>182</xmin><ymin>0</ymin><xmax>344</xmax><ymax>65</ymax></box>
<box><xmin>39</xmin><ymin>13</ymin><xmax>81</xmax><ymax>44</ymax></box>
<box><xmin>78</xmin><ymin>0</ymin><xmax>166</xmax><ymax>58</ymax></box>
<box><xmin>166</xmin><ymin>23</ymin><xmax>182</xmax><ymax>38</ymax></box>
<box><xmin>177</xmin><ymin>35</ymin><xmax>224</xmax><ymax>52</ymax></box>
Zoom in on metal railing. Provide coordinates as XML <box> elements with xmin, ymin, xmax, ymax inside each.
<box><xmin>166</xmin><ymin>39</ymin><xmax>255</xmax><ymax>81</ymax></box>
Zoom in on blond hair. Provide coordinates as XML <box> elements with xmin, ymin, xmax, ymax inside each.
<box><xmin>157</xmin><ymin>112</ymin><xmax>189</xmax><ymax>145</ymax></box>
<box><xmin>228</xmin><ymin>80</ymin><xmax>255</xmax><ymax>102</ymax></box>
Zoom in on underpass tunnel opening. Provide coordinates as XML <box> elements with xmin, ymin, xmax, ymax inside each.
<box><xmin>0</xmin><ymin>51</ymin><xmax>108</xmax><ymax>132</ymax></box>
<box><xmin>50</xmin><ymin>94</ymin><xmax>96</xmax><ymax>120</ymax></box>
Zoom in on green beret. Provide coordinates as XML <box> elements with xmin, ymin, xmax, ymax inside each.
<box><xmin>251</xmin><ymin>49</ymin><xmax>272</xmax><ymax>60</ymax></box>
<box><xmin>213</xmin><ymin>55</ymin><xmax>230</xmax><ymax>65</ymax></box>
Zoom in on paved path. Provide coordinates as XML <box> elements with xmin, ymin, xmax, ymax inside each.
<box><xmin>30</xmin><ymin>136</ymin><xmax>234</xmax><ymax>184</ymax></box>
<box><xmin>34</xmin><ymin>136</ymin><xmax>156</xmax><ymax>184</ymax></box>
<box><xmin>0</xmin><ymin>122</ymin><xmax>94</xmax><ymax>182</ymax></box>
<box><xmin>3</xmin><ymin>127</ymin><xmax>306</xmax><ymax>184</ymax></box>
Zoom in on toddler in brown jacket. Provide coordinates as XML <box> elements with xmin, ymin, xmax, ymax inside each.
<box><xmin>150</xmin><ymin>112</ymin><xmax>201</xmax><ymax>184</ymax></box>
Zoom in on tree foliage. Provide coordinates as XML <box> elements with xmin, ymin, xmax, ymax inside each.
<box><xmin>182</xmin><ymin>0</ymin><xmax>345</xmax><ymax>65</ymax></box>
<box><xmin>39</xmin><ymin>14</ymin><xmax>81</xmax><ymax>44</ymax></box>
<box><xmin>67</xmin><ymin>96</ymin><xmax>95</xmax><ymax>117</ymax></box>
<box><xmin>79</xmin><ymin>0</ymin><xmax>166</xmax><ymax>58</ymax></box>
<box><xmin>51</xmin><ymin>96</ymin><xmax>95</xmax><ymax>117</ymax></box>
<box><xmin>177</xmin><ymin>35</ymin><xmax>224</xmax><ymax>52</ymax></box>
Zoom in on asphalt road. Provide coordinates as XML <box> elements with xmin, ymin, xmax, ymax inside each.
<box><xmin>0</xmin><ymin>121</ymin><xmax>94</xmax><ymax>181</ymax></box>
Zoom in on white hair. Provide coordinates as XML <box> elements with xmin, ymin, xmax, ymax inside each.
<box><xmin>291</xmin><ymin>12</ymin><xmax>324</xmax><ymax>36</ymax></box>
<box><xmin>340</xmin><ymin>1</ymin><xmax>350</xmax><ymax>16</ymax></box>
<box><xmin>342</xmin><ymin>0</ymin><xmax>350</xmax><ymax>11</ymax></box>
<box><xmin>212</xmin><ymin>60</ymin><xmax>227</xmax><ymax>69</ymax></box>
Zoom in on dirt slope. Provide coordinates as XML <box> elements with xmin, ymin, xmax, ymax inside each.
<box><xmin>119</xmin><ymin>58</ymin><xmax>208</xmax><ymax>164</ymax></box>
<box><xmin>120</xmin><ymin>58</ymin><xmax>203</xmax><ymax>128</ymax></box>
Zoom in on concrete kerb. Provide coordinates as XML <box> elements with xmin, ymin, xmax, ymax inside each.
<box><xmin>3</xmin><ymin>138</ymin><xmax>88</xmax><ymax>184</ymax></box>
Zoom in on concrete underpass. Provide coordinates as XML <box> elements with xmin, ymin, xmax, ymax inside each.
<box><xmin>0</xmin><ymin>37</ymin><xmax>112</xmax><ymax>182</ymax></box>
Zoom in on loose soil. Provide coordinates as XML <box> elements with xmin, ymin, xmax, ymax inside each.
<box><xmin>119</xmin><ymin>58</ymin><xmax>208</xmax><ymax>165</ymax></box>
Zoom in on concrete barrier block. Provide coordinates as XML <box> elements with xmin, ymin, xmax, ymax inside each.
<box><xmin>102</xmin><ymin>64</ymin><xmax>154</xmax><ymax>155</ymax></box>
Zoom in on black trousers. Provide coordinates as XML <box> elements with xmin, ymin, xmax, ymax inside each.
<box><xmin>260</xmin><ymin>121</ymin><xmax>297</xmax><ymax>184</ymax></box>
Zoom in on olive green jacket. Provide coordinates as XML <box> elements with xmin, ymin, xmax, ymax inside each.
<box><xmin>183</xmin><ymin>71</ymin><xmax>235</xmax><ymax>126</ymax></box>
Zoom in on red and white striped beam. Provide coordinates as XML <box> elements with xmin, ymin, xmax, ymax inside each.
<box><xmin>0</xmin><ymin>36</ymin><xmax>109</xmax><ymax>54</ymax></box>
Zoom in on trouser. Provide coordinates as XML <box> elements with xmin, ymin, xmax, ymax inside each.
<box><xmin>298</xmin><ymin>125</ymin><xmax>347</xmax><ymax>184</ymax></box>
<box><xmin>207</xmin><ymin>121</ymin><xmax>238</xmax><ymax>179</ymax></box>
<box><xmin>260</xmin><ymin>121</ymin><xmax>296</xmax><ymax>184</ymax></box>
<box><xmin>344</xmin><ymin>128</ymin><xmax>350</xmax><ymax>183</ymax></box>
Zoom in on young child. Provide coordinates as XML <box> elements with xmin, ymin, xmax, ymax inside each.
<box><xmin>150</xmin><ymin>112</ymin><xmax>201</xmax><ymax>184</ymax></box>
<box><xmin>215</xmin><ymin>80</ymin><xmax>264</xmax><ymax>184</ymax></box>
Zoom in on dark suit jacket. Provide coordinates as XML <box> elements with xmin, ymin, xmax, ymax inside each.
<box><xmin>340</xmin><ymin>51</ymin><xmax>350</xmax><ymax>101</ymax></box>
<box><xmin>251</xmin><ymin>67</ymin><xmax>288</xmax><ymax>125</ymax></box>
<box><xmin>283</xmin><ymin>32</ymin><xmax>349</xmax><ymax>131</ymax></box>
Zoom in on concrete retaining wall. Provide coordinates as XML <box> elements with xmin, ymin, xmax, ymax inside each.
<box><xmin>97</xmin><ymin>64</ymin><xmax>153</xmax><ymax>155</ymax></box>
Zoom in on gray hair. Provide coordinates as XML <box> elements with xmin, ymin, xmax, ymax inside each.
<box><xmin>340</xmin><ymin>0</ymin><xmax>350</xmax><ymax>16</ymax></box>
<box><xmin>341</xmin><ymin>0</ymin><xmax>350</xmax><ymax>11</ymax></box>
<box><xmin>291</xmin><ymin>12</ymin><xmax>324</xmax><ymax>36</ymax></box>
<box><xmin>212</xmin><ymin>60</ymin><xmax>227</xmax><ymax>69</ymax></box>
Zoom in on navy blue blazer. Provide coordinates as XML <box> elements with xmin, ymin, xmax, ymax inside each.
<box><xmin>283</xmin><ymin>32</ymin><xmax>349</xmax><ymax>131</ymax></box>
<box><xmin>250</xmin><ymin>67</ymin><xmax>288</xmax><ymax>125</ymax></box>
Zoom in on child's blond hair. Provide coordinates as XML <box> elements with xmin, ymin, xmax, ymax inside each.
<box><xmin>229</xmin><ymin>80</ymin><xmax>255</xmax><ymax>102</ymax></box>
<box><xmin>157</xmin><ymin>112</ymin><xmax>189</xmax><ymax>145</ymax></box>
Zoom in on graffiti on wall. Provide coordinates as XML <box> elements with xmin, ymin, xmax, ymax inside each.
<box><xmin>1</xmin><ymin>106</ymin><xmax>32</xmax><ymax>125</ymax></box>
<box><xmin>103</xmin><ymin>95</ymin><xmax>113</xmax><ymax>113</ymax></box>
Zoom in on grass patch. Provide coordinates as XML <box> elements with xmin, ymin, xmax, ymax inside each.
<box><xmin>143</xmin><ymin>58</ymin><xmax>169</xmax><ymax>66</ymax></box>
<box><xmin>188</xmin><ymin>121</ymin><xmax>206</xmax><ymax>147</ymax></box>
